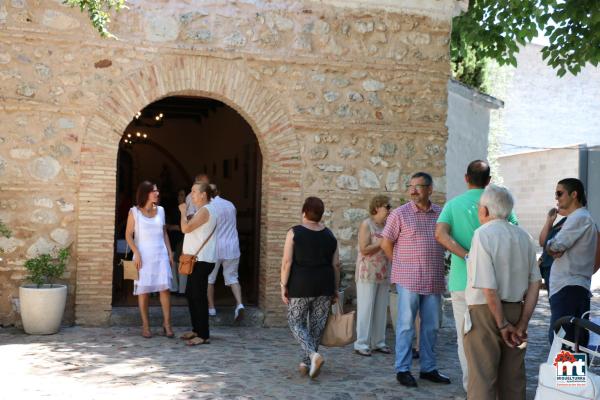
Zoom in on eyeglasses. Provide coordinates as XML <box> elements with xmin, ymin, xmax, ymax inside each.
<box><xmin>555</xmin><ymin>190</ymin><xmax>564</xmax><ymax>198</ymax></box>
<box><xmin>406</xmin><ymin>184</ymin><xmax>430</xmax><ymax>190</ymax></box>
<box><xmin>385</xmin><ymin>204</ymin><xmax>392</xmax><ymax>210</ymax></box>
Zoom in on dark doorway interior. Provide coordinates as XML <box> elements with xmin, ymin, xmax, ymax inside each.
<box><xmin>112</xmin><ymin>96</ymin><xmax>262</xmax><ymax>307</ymax></box>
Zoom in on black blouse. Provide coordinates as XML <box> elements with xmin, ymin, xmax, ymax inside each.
<box><xmin>287</xmin><ymin>225</ymin><xmax>337</xmax><ymax>298</ymax></box>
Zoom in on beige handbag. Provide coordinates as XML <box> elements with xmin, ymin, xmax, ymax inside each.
<box><xmin>320</xmin><ymin>303</ymin><xmax>356</xmax><ymax>347</ymax></box>
<box><xmin>120</xmin><ymin>242</ymin><xmax>139</xmax><ymax>281</ymax></box>
<box><xmin>121</xmin><ymin>259</ymin><xmax>139</xmax><ymax>280</ymax></box>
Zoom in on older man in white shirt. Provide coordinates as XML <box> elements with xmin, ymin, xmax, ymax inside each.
<box><xmin>207</xmin><ymin>184</ymin><xmax>244</xmax><ymax>320</ymax></box>
<box><xmin>463</xmin><ymin>184</ymin><xmax>541</xmax><ymax>400</ymax></box>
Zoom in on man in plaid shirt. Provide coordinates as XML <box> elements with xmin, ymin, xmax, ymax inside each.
<box><xmin>381</xmin><ymin>172</ymin><xmax>450</xmax><ymax>388</ymax></box>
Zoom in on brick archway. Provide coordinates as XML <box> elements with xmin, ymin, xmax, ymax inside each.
<box><xmin>76</xmin><ymin>56</ymin><xmax>301</xmax><ymax>326</ymax></box>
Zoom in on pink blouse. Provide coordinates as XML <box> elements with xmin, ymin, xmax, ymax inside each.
<box><xmin>355</xmin><ymin>218</ymin><xmax>389</xmax><ymax>283</ymax></box>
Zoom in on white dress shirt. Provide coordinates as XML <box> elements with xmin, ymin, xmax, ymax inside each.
<box><xmin>185</xmin><ymin>192</ymin><xmax>197</xmax><ymax>218</ymax></box>
<box><xmin>211</xmin><ymin>196</ymin><xmax>241</xmax><ymax>260</ymax></box>
<box><xmin>547</xmin><ymin>207</ymin><xmax>598</xmax><ymax>298</ymax></box>
<box><xmin>466</xmin><ymin>219</ymin><xmax>540</xmax><ymax>306</ymax></box>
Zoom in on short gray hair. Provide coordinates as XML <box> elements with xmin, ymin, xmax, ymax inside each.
<box><xmin>480</xmin><ymin>184</ymin><xmax>514</xmax><ymax>219</ymax></box>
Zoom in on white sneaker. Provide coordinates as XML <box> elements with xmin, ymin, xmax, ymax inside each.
<box><xmin>234</xmin><ymin>304</ymin><xmax>245</xmax><ymax>321</ymax></box>
<box><xmin>309</xmin><ymin>353</ymin><xmax>324</xmax><ymax>378</ymax></box>
<box><xmin>208</xmin><ymin>308</ymin><xmax>217</xmax><ymax>316</ymax></box>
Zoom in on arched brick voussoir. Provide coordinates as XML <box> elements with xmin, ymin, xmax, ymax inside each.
<box><xmin>76</xmin><ymin>55</ymin><xmax>301</xmax><ymax>326</ymax></box>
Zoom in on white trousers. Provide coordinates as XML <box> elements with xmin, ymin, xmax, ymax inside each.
<box><xmin>169</xmin><ymin>262</ymin><xmax>187</xmax><ymax>294</ymax></box>
<box><xmin>354</xmin><ymin>281</ymin><xmax>390</xmax><ymax>351</ymax></box>
<box><xmin>451</xmin><ymin>291</ymin><xmax>468</xmax><ymax>392</ymax></box>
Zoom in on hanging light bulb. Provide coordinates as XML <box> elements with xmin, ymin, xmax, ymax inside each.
<box><xmin>127</xmin><ymin>133</ymin><xmax>131</xmax><ymax>138</ymax></box>
<box><xmin>143</xmin><ymin>133</ymin><xmax>147</xmax><ymax>138</ymax></box>
<box><xmin>136</xmin><ymin>132</ymin><xmax>141</xmax><ymax>137</ymax></box>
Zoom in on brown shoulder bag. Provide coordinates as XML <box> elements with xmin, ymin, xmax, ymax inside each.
<box><xmin>178</xmin><ymin>225</ymin><xmax>216</xmax><ymax>275</ymax></box>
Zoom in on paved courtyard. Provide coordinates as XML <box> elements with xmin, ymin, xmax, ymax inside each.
<box><xmin>0</xmin><ymin>292</ymin><xmax>588</xmax><ymax>400</ymax></box>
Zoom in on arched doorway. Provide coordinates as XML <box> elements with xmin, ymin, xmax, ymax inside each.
<box><xmin>76</xmin><ymin>56</ymin><xmax>302</xmax><ymax>326</ymax></box>
<box><xmin>112</xmin><ymin>96</ymin><xmax>262</xmax><ymax>308</ymax></box>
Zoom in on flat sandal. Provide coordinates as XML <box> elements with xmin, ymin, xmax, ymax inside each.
<box><xmin>179</xmin><ymin>331</ymin><xmax>197</xmax><ymax>340</ymax></box>
<box><xmin>186</xmin><ymin>337</ymin><xmax>210</xmax><ymax>346</ymax></box>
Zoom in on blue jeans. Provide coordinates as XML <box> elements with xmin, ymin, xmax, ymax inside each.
<box><xmin>548</xmin><ymin>285</ymin><xmax>590</xmax><ymax>346</ymax></box>
<box><xmin>395</xmin><ymin>284</ymin><xmax>441</xmax><ymax>373</ymax></box>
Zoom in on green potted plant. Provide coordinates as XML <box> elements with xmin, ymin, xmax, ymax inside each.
<box><xmin>19</xmin><ymin>248</ymin><xmax>70</xmax><ymax>334</ymax></box>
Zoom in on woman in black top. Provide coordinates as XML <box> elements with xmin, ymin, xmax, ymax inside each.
<box><xmin>280</xmin><ymin>196</ymin><xmax>340</xmax><ymax>379</ymax></box>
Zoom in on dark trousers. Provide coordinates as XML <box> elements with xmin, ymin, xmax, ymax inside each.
<box><xmin>186</xmin><ymin>261</ymin><xmax>215</xmax><ymax>339</ymax></box>
<box><xmin>540</xmin><ymin>266</ymin><xmax>551</xmax><ymax>290</ymax></box>
<box><xmin>549</xmin><ymin>285</ymin><xmax>590</xmax><ymax>346</ymax></box>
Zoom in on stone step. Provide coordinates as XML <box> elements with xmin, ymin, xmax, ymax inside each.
<box><xmin>110</xmin><ymin>306</ymin><xmax>264</xmax><ymax>327</ymax></box>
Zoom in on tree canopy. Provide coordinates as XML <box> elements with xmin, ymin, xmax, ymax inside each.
<box><xmin>452</xmin><ymin>0</ymin><xmax>600</xmax><ymax>85</ymax></box>
<box><xmin>62</xmin><ymin>0</ymin><xmax>126</xmax><ymax>39</ymax></box>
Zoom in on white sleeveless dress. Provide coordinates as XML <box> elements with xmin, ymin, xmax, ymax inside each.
<box><xmin>132</xmin><ymin>206</ymin><xmax>173</xmax><ymax>295</ymax></box>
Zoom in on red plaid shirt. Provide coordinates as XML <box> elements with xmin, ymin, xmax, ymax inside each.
<box><xmin>382</xmin><ymin>201</ymin><xmax>446</xmax><ymax>295</ymax></box>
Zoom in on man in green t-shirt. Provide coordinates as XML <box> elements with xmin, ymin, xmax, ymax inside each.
<box><xmin>435</xmin><ymin>160</ymin><xmax>518</xmax><ymax>391</ymax></box>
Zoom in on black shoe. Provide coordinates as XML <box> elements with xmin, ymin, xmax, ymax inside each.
<box><xmin>419</xmin><ymin>370</ymin><xmax>451</xmax><ymax>384</ymax></box>
<box><xmin>396</xmin><ymin>371</ymin><xmax>418</xmax><ymax>387</ymax></box>
<box><xmin>412</xmin><ymin>348</ymin><xmax>419</xmax><ymax>359</ymax></box>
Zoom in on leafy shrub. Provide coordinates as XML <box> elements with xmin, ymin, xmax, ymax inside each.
<box><xmin>24</xmin><ymin>248</ymin><xmax>70</xmax><ymax>288</ymax></box>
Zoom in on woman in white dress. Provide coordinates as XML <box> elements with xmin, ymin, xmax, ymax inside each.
<box><xmin>125</xmin><ymin>181</ymin><xmax>174</xmax><ymax>338</ymax></box>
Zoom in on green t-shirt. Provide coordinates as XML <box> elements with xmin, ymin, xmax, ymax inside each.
<box><xmin>437</xmin><ymin>189</ymin><xmax>519</xmax><ymax>291</ymax></box>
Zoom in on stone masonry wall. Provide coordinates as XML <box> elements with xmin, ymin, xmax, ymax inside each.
<box><xmin>0</xmin><ymin>0</ymin><xmax>456</xmax><ymax>326</ymax></box>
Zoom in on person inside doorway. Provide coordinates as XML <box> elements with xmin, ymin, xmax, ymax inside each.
<box><xmin>207</xmin><ymin>184</ymin><xmax>244</xmax><ymax>320</ymax></box>
<box><xmin>185</xmin><ymin>173</ymin><xmax>210</xmax><ymax>218</ymax></box>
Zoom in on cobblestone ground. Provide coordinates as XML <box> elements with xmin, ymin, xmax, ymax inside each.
<box><xmin>1</xmin><ymin>292</ymin><xmax>595</xmax><ymax>400</ymax></box>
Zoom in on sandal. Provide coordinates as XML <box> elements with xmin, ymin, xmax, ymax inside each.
<box><xmin>179</xmin><ymin>331</ymin><xmax>197</xmax><ymax>340</ymax></box>
<box><xmin>374</xmin><ymin>346</ymin><xmax>392</xmax><ymax>354</ymax></box>
<box><xmin>142</xmin><ymin>328</ymin><xmax>152</xmax><ymax>339</ymax></box>
<box><xmin>186</xmin><ymin>337</ymin><xmax>210</xmax><ymax>346</ymax></box>
<box><xmin>163</xmin><ymin>326</ymin><xmax>175</xmax><ymax>339</ymax></box>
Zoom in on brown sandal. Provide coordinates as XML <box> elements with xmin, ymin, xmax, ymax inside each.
<box><xmin>142</xmin><ymin>328</ymin><xmax>152</xmax><ymax>339</ymax></box>
<box><xmin>186</xmin><ymin>337</ymin><xmax>210</xmax><ymax>346</ymax></box>
<box><xmin>179</xmin><ymin>331</ymin><xmax>197</xmax><ymax>340</ymax></box>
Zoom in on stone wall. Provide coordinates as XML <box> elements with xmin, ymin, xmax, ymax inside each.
<box><xmin>0</xmin><ymin>0</ymin><xmax>460</xmax><ymax>326</ymax></box>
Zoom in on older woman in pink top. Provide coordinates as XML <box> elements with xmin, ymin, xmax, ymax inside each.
<box><xmin>354</xmin><ymin>195</ymin><xmax>391</xmax><ymax>356</ymax></box>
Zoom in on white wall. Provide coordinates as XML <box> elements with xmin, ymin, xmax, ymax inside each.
<box><xmin>497</xmin><ymin>147</ymin><xmax>580</xmax><ymax>243</ymax></box>
<box><xmin>491</xmin><ymin>44</ymin><xmax>600</xmax><ymax>155</ymax></box>
<box><xmin>445</xmin><ymin>80</ymin><xmax>502</xmax><ymax>199</ymax></box>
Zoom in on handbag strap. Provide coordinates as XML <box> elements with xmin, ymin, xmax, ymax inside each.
<box><xmin>191</xmin><ymin>223</ymin><xmax>217</xmax><ymax>258</ymax></box>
